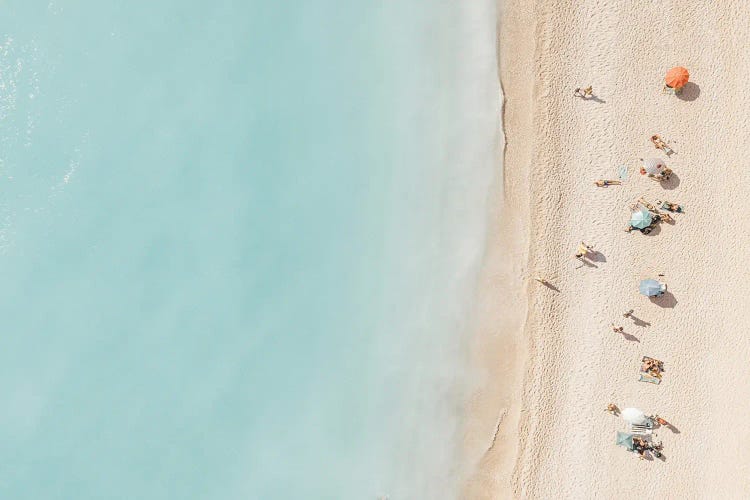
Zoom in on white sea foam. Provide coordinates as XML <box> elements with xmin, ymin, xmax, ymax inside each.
<box><xmin>357</xmin><ymin>1</ymin><xmax>501</xmax><ymax>497</ymax></box>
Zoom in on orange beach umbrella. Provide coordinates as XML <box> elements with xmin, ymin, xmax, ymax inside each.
<box><xmin>665</xmin><ymin>66</ymin><xmax>689</xmax><ymax>89</ymax></box>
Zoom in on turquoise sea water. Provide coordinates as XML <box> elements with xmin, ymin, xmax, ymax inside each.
<box><xmin>0</xmin><ymin>1</ymin><xmax>498</xmax><ymax>498</ymax></box>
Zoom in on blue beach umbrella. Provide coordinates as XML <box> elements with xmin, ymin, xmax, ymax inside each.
<box><xmin>639</xmin><ymin>279</ymin><xmax>665</xmax><ymax>297</ymax></box>
<box><xmin>630</xmin><ymin>207</ymin><xmax>653</xmax><ymax>229</ymax></box>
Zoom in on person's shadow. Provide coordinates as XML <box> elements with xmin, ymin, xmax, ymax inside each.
<box><xmin>663</xmin><ymin>422</ymin><xmax>680</xmax><ymax>434</ymax></box>
<box><xmin>677</xmin><ymin>82</ymin><xmax>700</xmax><ymax>102</ymax></box>
<box><xmin>575</xmin><ymin>259</ymin><xmax>598</xmax><ymax>269</ymax></box>
<box><xmin>629</xmin><ymin>314</ymin><xmax>651</xmax><ymax>327</ymax></box>
<box><xmin>585</xmin><ymin>95</ymin><xmax>606</xmax><ymax>104</ymax></box>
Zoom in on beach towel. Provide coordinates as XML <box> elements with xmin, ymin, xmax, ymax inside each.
<box><xmin>639</xmin><ymin>373</ymin><xmax>662</xmax><ymax>385</ymax></box>
<box><xmin>618</xmin><ymin>165</ymin><xmax>628</xmax><ymax>181</ymax></box>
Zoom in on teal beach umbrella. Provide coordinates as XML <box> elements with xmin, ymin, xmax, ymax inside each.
<box><xmin>616</xmin><ymin>432</ymin><xmax>635</xmax><ymax>450</ymax></box>
<box><xmin>630</xmin><ymin>207</ymin><xmax>653</xmax><ymax>229</ymax></box>
<box><xmin>639</xmin><ymin>279</ymin><xmax>665</xmax><ymax>296</ymax></box>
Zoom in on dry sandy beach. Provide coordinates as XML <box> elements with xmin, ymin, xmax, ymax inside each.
<box><xmin>465</xmin><ymin>0</ymin><xmax>750</xmax><ymax>498</ymax></box>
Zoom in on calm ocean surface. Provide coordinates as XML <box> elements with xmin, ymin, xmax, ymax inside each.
<box><xmin>0</xmin><ymin>1</ymin><xmax>498</xmax><ymax>498</ymax></box>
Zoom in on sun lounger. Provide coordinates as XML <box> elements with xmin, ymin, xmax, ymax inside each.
<box><xmin>629</xmin><ymin>422</ymin><xmax>653</xmax><ymax>435</ymax></box>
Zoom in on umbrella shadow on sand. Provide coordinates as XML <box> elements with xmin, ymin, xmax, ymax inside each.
<box><xmin>650</xmin><ymin>291</ymin><xmax>677</xmax><ymax>308</ymax></box>
<box><xmin>677</xmin><ymin>82</ymin><xmax>700</xmax><ymax>102</ymax></box>
<box><xmin>587</xmin><ymin>250</ymin><xmax>606</xmax><ymax>262</ymax></box>
<box><xmin>661</xmin><ymin>172</ymin><xmax>681</xmax><ymax>190</ymax></box>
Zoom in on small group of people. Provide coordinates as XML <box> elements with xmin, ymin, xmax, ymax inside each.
<box><xmin>633</xmin><ymin>436</ymin><xmax>663</xmax><ymax>459</ymax></box>
<box><xmin>641</xmin><ymin>357</ymin><xmax>664</xmax><ymax>379</ymax></box>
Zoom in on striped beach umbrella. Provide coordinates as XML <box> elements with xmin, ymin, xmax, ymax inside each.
<box><xmin>641</xmin><ymin>157</ymin><xmax>666</xmax><ymax>176</ymax></box>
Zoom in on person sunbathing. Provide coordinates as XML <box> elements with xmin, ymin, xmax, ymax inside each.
<box><xmin>651</xmin><ymin>134</ymin><xmax>675</xmax><ymax>155</ymax></box>
<box><xmin>594</xmin><ymin>179</ymin><xmax>621</xmax><ymax>187</ymax></box>
<box><xmin>642</xmin><ymin>358</ymin><xmax>660</xmax><ymax>372</ymax></box>
<box><xmin>660</xmin><ymin>201</ymin><xmax>683</xmax><ymax>213</ymax></box>
<box><xmin>638</xmin><ymin>198</ymin><xmax>657</xmax><ymax>211</ymax></box>
<box><xmin>659</xmin><ymin>213</ymin><xmax>675</xmax><ymax>223</ymax></box>
<box><xmin>651</xmin><ymin>134</ymin><xmax>667</xmax><ymax>149</ymax></box>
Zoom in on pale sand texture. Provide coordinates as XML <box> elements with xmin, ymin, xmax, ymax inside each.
<box><xmin>469</xmin><ymin>0</ymin><xmax>750</xmax><ymax>498</ymax></box>
<box><xmin>462</xmin><ymin>1</ymin><xmax>535</xmax><ymax>498</ymax></box>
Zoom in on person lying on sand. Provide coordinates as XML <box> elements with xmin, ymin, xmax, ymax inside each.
<box><xmin>658</xmin><ymin>213</ymin><xmax>675</xmax><ymax>223</ymax></box>
<box><xmin>651</xmin><ymin>134</ymin><xmax>675</xmax><ymax>155</ymax></box>
<box><xmin>594</xmin><ymin>179</ymin><xmax>621</xmax><ymax>187</ymax></box>
<box><xmin>658</xmin><ymin>200</ymin><xmax>683</xmax><ymax>213</ymax></box>
<box><xmin>637</xmin><ymin>198</ymin><xmax>657</xmax><ymax>211</ymax></box>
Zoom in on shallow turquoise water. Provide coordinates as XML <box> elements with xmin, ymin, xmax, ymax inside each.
<box><xmin>0</xmin><ymin>1</ymin><xmax>498</xmax><ymax>498</ymax></box>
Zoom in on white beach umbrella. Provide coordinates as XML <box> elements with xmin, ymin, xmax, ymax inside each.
<box><xmin>642</xmin><ymin>158</ymin><xmax>666</xmax><ymax>175</ymax></box>
<box><xmin>621</xmin><ymin>407</ymin><xmax>648</xmax><ymax>425</ymax></box>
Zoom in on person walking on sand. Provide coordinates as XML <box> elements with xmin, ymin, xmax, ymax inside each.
<box><xmin>605</xmin><ymin>403</ymin><xmax>619</xmax><ymax>414</ymax></box>
<box><xmin>573</xmin><ymin>86</ymin><xmax>593</xmax><ymax>98</ymax></box>
<box><xmin>534</xmin><ymin>276</ymin><xmax>548</xmax><ymax>285</ymax></box>
<box><xmin>611</xmin><ymin>323</ymin><xmax>624</xmax><ymax>334</ymax></box>
<box><xmin>623</xmin><ymin>309</ymin><xmax>634</xmax><ymax>318</ymax></box>
<box><xmin>574</xmin><ymin>242</ymin><xmax>593</xmax><ymax>259</ymax></box>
